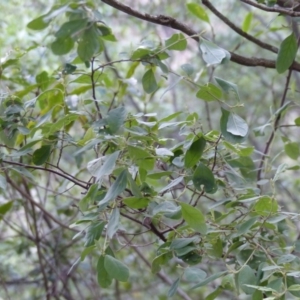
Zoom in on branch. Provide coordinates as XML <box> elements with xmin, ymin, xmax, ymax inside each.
<box><xmin>240</xmin><ymin>0</ymin><xmax>300</xmax><ymax>16</ymax></box>
<box><xmin>257</xmin><ymin>68</ymin><xmax>293</xmax><ymax>181</ymax></box>
<box><xmin>202</xmin><ymin>0</ymin><xmax>278</xmax><ymax>53</ymax></box>
<box><xmin>101</xmin><ymin>0</ymin><xmax>300</xmax><ymax>72</ymax></box>
<box><xmin>2</xmin><ymin>160</ymin><xmax>88</xmax><ymax>190</ymax></box>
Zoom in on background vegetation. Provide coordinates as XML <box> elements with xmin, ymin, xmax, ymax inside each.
<box><xmin>1</xmin><ymin>0</ymin><xmax>300</xmax><ymax>299</ymax></box>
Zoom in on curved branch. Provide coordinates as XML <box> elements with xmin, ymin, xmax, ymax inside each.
<box><xmin>240</xmin><ymin>0</ymin><xmax>300</xmax><ymax>16</ymax></box>
<box><xmin>2</xmin><ymin>160</ymin><xmax>88</xmax><ymax>190</ymax></box>
<box><xmin>202</xmin><ymin>0</ymin><xmax>278</xmax><ymax>53</ymax></box>
<box><xmin>101</xmin><ymin>0</ymin><xmax>300</xmax><ymax>71</ymax></box>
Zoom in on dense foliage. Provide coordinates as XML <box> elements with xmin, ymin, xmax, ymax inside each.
<box><xmin>1</xmin><ymin>1</ymin><xmax>300</xmax><ymax>299</ymax></box>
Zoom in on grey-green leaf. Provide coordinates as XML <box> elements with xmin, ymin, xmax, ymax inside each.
<box><xmin>98</xmin><ymin>170</ymin><xmax>128</xmax><ymax>205</ymax></box>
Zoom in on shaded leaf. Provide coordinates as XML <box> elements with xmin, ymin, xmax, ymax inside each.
<box><xmin>84</xmin><ymin>221</ymin><xmax>105</xmax><ymax>247</ymax></box>
<box><xmin>180</xmin><ymin>202</ymin><xmax>207</xmax><ymax>234</ymax></box>
<box><xmin>238</xmin><ymin>266</ymin><xmax>257</xmax><ymax>295</ymax></box>
<box><xmin>185</xmin><ymin>136</ymin><xmax>206</xmax><ymax>168</ymax></box>
<box><xmin>168</xmin><ymin>278</ymin><xmax>180</xmax><ymax>297</ymax></box>
<box><xmin>0</xmin><ymin>201</ymin><xmax>13</xmax><ymax>220</ymax></box>
<box><xmin>97</xmin><ymin>255</ymin><xmax>112</xmax><ymax>288</ymax></box>
<box><xmin>142</xmin><ymin>69</ymin><xmax>158</xmax><ymax>94</ymax></box>
<box><xmin>104</xmin><ymin>255</ymin><xmax>129</xmax><ymax>282</ymax></box>
<box><xmin>276</xmin><ymin>33</ymin><xmax>297</xmax><ymax>74</ymax></box>
<box><xmin>191</xmin><ymin>271</ymin><xmax>227</xmax><ymax>289</ymax></box>
<box><xmin>98</xmin><ymin>170</ymin><xmax>128</xmax><ymax>205</ymax></box>
<box><xmin>32</xmin><ymin>145</ymin><xmax>51</xmax><ymax>165</ymax></box>
<box><xmin>192</xmin><ymin>162</ymin><xmax>216</xmax><ymax>193</ymax></box>
<box><xmin>285</xmin><ymin>142</ymin><xmax>299</xmax><ymax>160</ymax></box>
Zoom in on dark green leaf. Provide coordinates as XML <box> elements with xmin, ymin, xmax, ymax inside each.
<box><xmin>192</xmin><ymin>162</ymin><xmax>216</xmax><ymax>193</ymax></box>
<box><xmin>32</xmin><ymin>145</ymin><xmax>51</xmax><ymax>165</ymax></box>
<box><xmin>142</xmin><ymin>69</ymin><xmax>158</xmax><ymax>94</ymax></box>
<box><xmin>55</xmin><ymin>19</ymin><xmax>88</xmax><ymax>38</ymax></box>
<box><xmin>170</xmin><ymin>237</ymin><xmax>198</xmax><ymax>250</ymax></box>
<box><xmin>84</xmin><ymin>221</ymin><xmax>105</xmax><ymax>247</ymax></box>
<box><xmin>51</xmin><ymin>37</ymin><xmax>74</xmax><ymax>55</ymax></box>
<box><xmin>0</xmin><ymin>201</ymin><xmax>13</xmax><ymax>220</ymax></box>
<box><xmin>104</xmin><ymin>255</ymin><xmax>129</xmax><ymax>282</ymax></box>
<box><xmin>106</xmin><ymin>106</ymin><xmax>127</xmax><ymax>134</ymax></box>
<box><xmin>276</xmin><ymin>33</ymin><xmax>297</xmax><ymax>74</ymax></box>
<box><xmin>180</xmin><ymin>202</ymin><xmax>207</xmax><ymax>234</ymax></box>
<box><xmin>27</xmin><ymin>15</ymin><xmax>51</xmax><ymax>30</ymax></box>
<box><xmin>184</xmin><ymin>137</ymin><xmax>206</xmax><ymax>168</ymax></box>
<box><xmin>97</xmin><ymin>255</ymin><xmax>112</xmax><ymax>288</ymax></box>
<box><xmin>98</xmin><ymin>170</ymin><xmax>127</xmax><ymax>205</ymax></box>
<box><xmin>77</xmin><ymin>26</ymin><xmax>101</xmax><ymax>63</ymax></box>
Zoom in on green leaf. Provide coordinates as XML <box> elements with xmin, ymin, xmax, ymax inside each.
<box><xmin>128</xmin><ymin>146</ymin><xmax>155</xmax><ymax>171</ymax></box>
<box><xmin>123</xmin><ymin>197</ymin><xmax>149</xmax><ymax>209</ymax></box>
<box><xmin>199</xmin><ymin>39</ymin><xmax>230</xmax><ymax>66</ymax></box>
<box><xmin>79</xmin><ymin>184</ymin><xmax>98</xmax><ymax>211</ymax></box>
<box><xmin>242</xmin><ymin>12</ymin><xmax>253</xmax><ymax>33</ymax></box>
<box><xmin>196</xmin><ymin>83</ymin><xmax>222</xmax><ymax>102</ymax></box>
<box><xmin>168</xmin><ymin>278</ymin><xmax>180</xmax><ymax>297</ymax></box>
<box><xmin>192</xmin><ymin>162</ymin><xmax>216</xmax><ymax>193</ymax></box>
<box><xmin>55</xmin><ymin>19</ymin><xmax>88</xmax><ymax>39</ymax></box>
<box><xmin>51</xmin><ymin>37</ymin><xmax>74</xmax><ymax>55</ymax></box>
<box><xmin>238</xmin><ymin>266</ymin><xmax>257</xmax><ymax>295</ymax></box>
<box><xmin>98</xmin><ymin>170</ymin><xmax>128</xmax><ymax>205</ymax></box>
<box><xmin>165</xmin><ymin>33</ymin><xmax>187</xmax><ymax>51</ymax></box>
<box><xmin>220</xmin><ymin>108</ymin><xmax>246</xmax><ymax>143</ymax></box>
<box><xmin>77</xmin><ymin>26</ymin><xmax>101</xmax><ymax>63</ymax></box>
<box><xmin>84</xmin><ymin>221</ymin><xmax>105</xmax><ymax>247</ymax></box>
<box><xmin>187</xmin><ymin>3</ymin><xmax>210</xmax><ymax>23</ymax></box>
<box><xmin>97</xmin><ymin>255</ymin><xmax>112</xmax><ymax>288</ymax></box>
<box><xmin>254</xmin><ymin>196</ymin><xmax>278</xmax><ymax>216</ymax></box>
<box><xmin>142</xmin><ymin>69</ymin><xmax>158</xmax><ymax>94</ymax></box>
<box><xmin>131</xmin><ymin>47</ymin><xmax>151</xmax><ymax>60</ymax></box>
<box><xmin>276</xmin><ymin>33</ymin><xmax>297</xmax><ymax>74</ymax></box>
<box><xmin>214</xmin><ymin>77</ymin><xmax>240</xmax><ymax>101</ymax></box>
<box><xmin>104</xmin><ymin>255</ymin><xmax>129</xmax><ymax>282</ymax></box>
<box><xmin>107</xmin><ymin>208</ymin><xmax>120</xmax><ymax>239</ymax></box>
<box><xmin>295</xmin><ymin>117</ymin><xmax>300</xmax><ymax>126</ymax></box>
<box><xmin>191</xmin><ymin>271</ymin><xmax>227</xmax><ymax>289</ymax></box>
<box><xmin>206</xmin><ymin>287</ymin><xmax>222</xmax><ymax>300</ymax></box>
<box><xmin>32</xmin><ymin>145</ymin><xmax>51</xmax><ymax>165</ymax></box>
<box><xmin>0</xmin><ymin>201</ymin><xmax>13</xmax><ymax>220</ymax></box>
<box><xmin>180</xmin><ymin>202</ymin><xmax>207</xmax><ymax>234</ymax></box>
<box><xmin>106</xmin><ymin>106</ymin><xmax>127</xmax><ymax>134</ymax></box>
<box><xmin>285</xmin><ymin>142</ymin><xmax>300</xmax><ymax>160</ymax></box>
<box><xmin>27</xmin><ymin>14</ymin><xmax>53</xmax><ymax>30</ymax></box>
